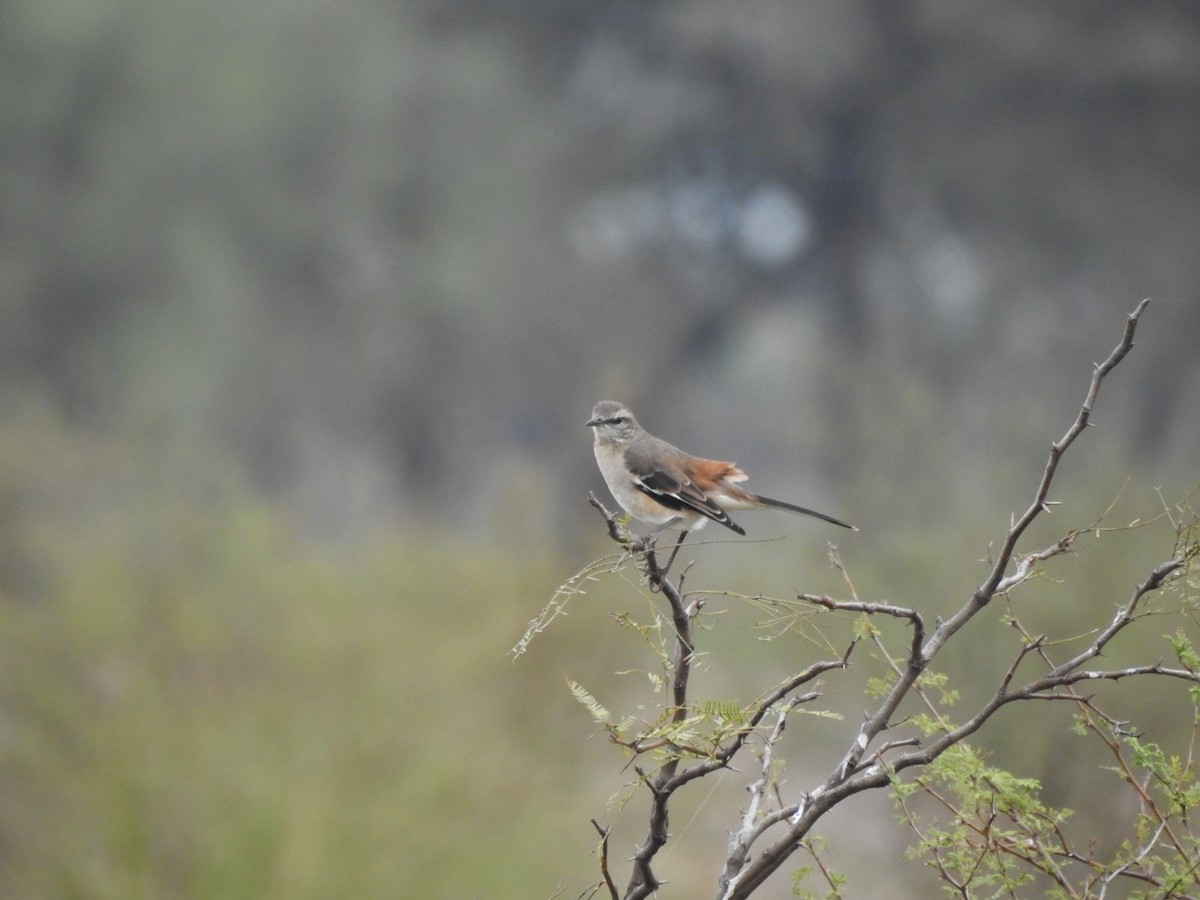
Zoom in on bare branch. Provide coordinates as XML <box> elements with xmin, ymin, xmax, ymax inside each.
<box><xmin>589</xmin><ymin>491</ymin><xmax>627</xmax><ymax>544</ymax></box>
<box><xmin>993</xmin><ymin>532</ymin><xmax>1077</xmax><ymax>594</ymax></box>
<box><xmin>800</xmin><ymin>594</ymin><xmax>923</xmax><ymax>623</ymax></box>
<box><xmin>623</xmin><ymin>556</ymin><xmax>693</xmax><ymax>899</ymax></box>
<box><xmin>719</xmin><ymin>302</ymin><xmax>1164</xmax><ymax>899</ymax></box>
<box><xmin>591</xmin><ymin>820</ymin><xmax>619</xmax><ymax>900</ymax></box>
<box><xmin>1019</xmin><ymin>556</ymin><xmax>1187</xmax><ymax>689</ymax></box>
<box><xmin>922</xmin><ymin>298</ymin><xmax>1151</xmax><ymax>662</ymax></box>
<box><xmin>721</xmin><ymin>699</ymin><xmax>800</xmax><ymax>892</ymax></box>
<box><xmin>810</xmin><ymin>598</ymin><xmax>926</xmax><ymax>781</ymax></box>
<box><xmin>747</xmin><ymin>656</ymin><xmax>853</xmax><ymax>731</ymax></box>
<box><xmin>867</xmin><ymin>554</ymin><xmax>1189</xmax><ymax>787</ymax></box>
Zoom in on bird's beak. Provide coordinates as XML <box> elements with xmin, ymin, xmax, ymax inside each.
<box><xmin>585</xmin><ymin>416</ymin><xmax>601</xmax><ymax>428</ymax></box>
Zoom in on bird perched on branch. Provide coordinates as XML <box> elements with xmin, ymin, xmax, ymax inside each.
<box><xmin>586</xmin><ymin>400</ymin><xmax>854</xmax><ymax>569</ymax></box>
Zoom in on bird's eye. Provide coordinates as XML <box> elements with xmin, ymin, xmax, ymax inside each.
<box><xmin>612</xmin><ymin>416</ymin><xmax>627</xmax><ymax>425</ymax></box>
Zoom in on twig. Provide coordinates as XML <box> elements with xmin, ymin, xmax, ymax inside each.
<box><xmin>923</xmin><ymin>298</ymin><xmax>1151</xmax><ymax>661</ymax></box>
<box><xmin>591</xmin><ymin>819</ymin><xmax>619</xmax><ymax>900</ymax></box>
<box><xmin>589</xmin><ymin>492</ymin><xmax>627</xmax><ymax>544</ymax></box>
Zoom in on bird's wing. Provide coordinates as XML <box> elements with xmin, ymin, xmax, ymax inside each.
<box><xmin>625</xmin><ymin>441</ymin><xmax>746</xmax><ymax>534</ymax></box>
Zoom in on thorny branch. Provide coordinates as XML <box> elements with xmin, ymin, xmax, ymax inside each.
<box><xmin>925</xmin><ymin>298</ymin><xmax>1151</xmax><ymax>660</ymax></box>
<box><xmin>587</xmin><ymin>497</ymin><xmax>851</xmax><ymax>899</ymax></box>
<box><xmin>621</xmin><ymin>541</ymin><xmax>693</xmax><ymax>899</ymax></box>
<box><xmin>579</xmin><ymin>300</ymin><xmax>1200</xmax><ymax>898</ymax></box>
<box><xmin>723</xmin><ymin>697</ymin><xmax>803</xmax><ymax>886</ymax></box>
<box><xmin>591</xmin><ymin>819</ymin><xmax>618</xmax><ymax>900</ymax></box>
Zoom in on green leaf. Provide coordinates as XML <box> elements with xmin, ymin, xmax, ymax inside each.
<box><xmin>567</xmin><ymin>679</ymin><xmax>611</xmax><ymax>724</ymax></box>
<box><xmin>702</xmin><ymin>698</ymin><xmax>747</xmax><ymax>725</ymax></box>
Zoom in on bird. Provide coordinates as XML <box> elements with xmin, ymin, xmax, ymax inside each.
<box><xmin>586</xmin><ymin>400</ymin><xmax>854</xmax><ymax>570</ymax></box>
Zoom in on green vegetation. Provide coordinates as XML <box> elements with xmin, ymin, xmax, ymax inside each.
<box><xmin>0</xmin><ymin>404</ymin><xmax>590</xmax><ymax>898</ymax></box>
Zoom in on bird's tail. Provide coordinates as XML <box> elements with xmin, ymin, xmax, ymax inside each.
<box><xmin>753</xmin><ymin>494</ymin><xmax>857</xmax><ymax>531</ymax></box>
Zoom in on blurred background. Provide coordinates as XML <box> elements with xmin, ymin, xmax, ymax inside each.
<box><xmin>3</xmin><ymin>1</ymin><xmax>1200</xmax><ymax>897</ymax></box>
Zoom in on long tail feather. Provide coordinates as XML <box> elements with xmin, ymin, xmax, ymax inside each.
<box><xmin>753</xmin><ymin>494</ymin><xmax>857</xmax><ymax>531</ymax></box>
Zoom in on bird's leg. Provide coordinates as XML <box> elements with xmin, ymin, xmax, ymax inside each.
<box><xmin>660</xmin><ymin>530</ymin><xmax>689</xmax><ymax>575</ymax></box>
<box><xmin>644</xmin><ymin>518</ymin><xmax>680</xmax><ymax>539</ymax></box>
<box><xmin>633</xmin><ymin>518</ymin><xmax>686</xmax><ymax>575</ymax></box>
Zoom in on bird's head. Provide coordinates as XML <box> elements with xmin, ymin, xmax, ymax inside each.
<box><xmin>586</xmin><ymin>401</ymin><xmax>640</xmax><ymax>445</ymax></box>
